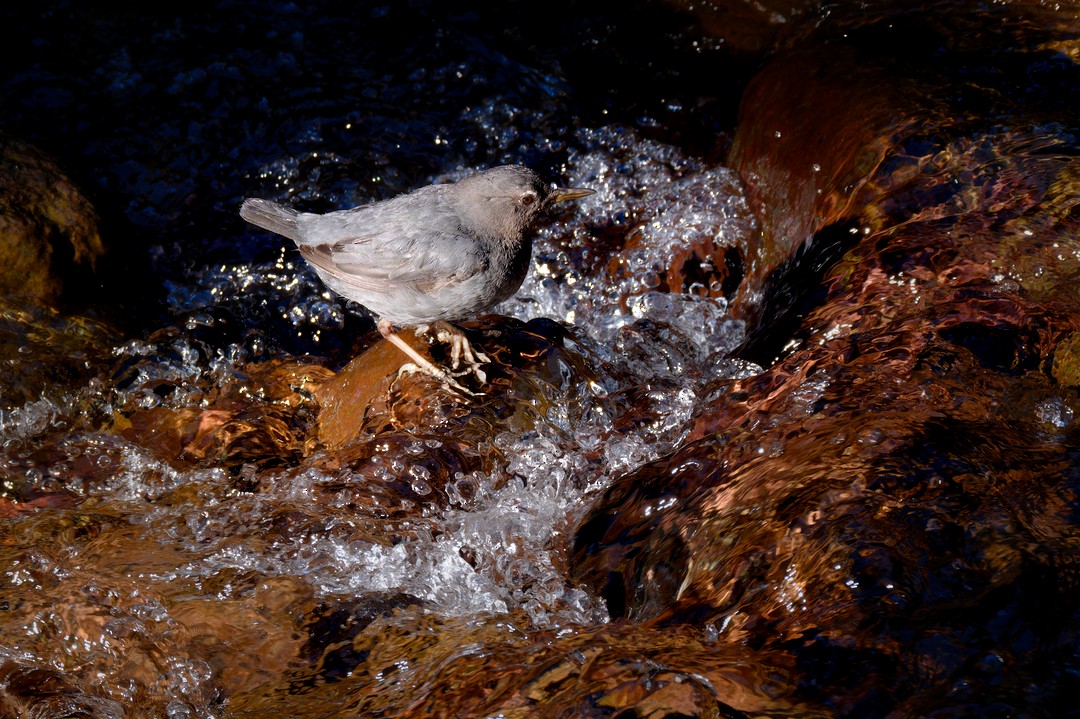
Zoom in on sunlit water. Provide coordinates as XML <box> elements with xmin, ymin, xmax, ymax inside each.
<box><xmin>6</xmin><ymin>0</ymin><xmax>1073</xmax><ymax>714</ymax></box>
<box><xmin>0</xmin><ymin>120</ymin><xmax>759</xmax><ymax>714</ymax></box>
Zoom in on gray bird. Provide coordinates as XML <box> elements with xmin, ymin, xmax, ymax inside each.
<box><xmin>240</xmin><ymin>165</ymin><xmax>593</xmax><ymax>391</ymax></box>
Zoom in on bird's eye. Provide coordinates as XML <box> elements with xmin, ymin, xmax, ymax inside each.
<box><xmin>520</xmin><ymin>191</ymin><xmax>537</xmax><ymax>206</ymax></box>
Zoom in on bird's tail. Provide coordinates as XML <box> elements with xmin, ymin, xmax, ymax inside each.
<box><xmin>239</xmin><ymin>198</ymin><xmax>302</xmax><ymax>241</ymax></box>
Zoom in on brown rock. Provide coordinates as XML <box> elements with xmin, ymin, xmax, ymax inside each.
<box><xmin>0</xmin><ymin>132</ymin><xmax>105</xmax><ymax>303</ymax></box>
<box><xmin>727</xmin><ymin>46</ymin><xmax>920</xmax><ymax>323</ymax></box>
<box><xmin>315</xmin><ymin>328</ymin><xmax>439</xmax><ymax>448</ymax></box>
<box><xmin>573</xmin><ymin>12</ymin><xmax>1080</xmax><ymax>713</ymax></box>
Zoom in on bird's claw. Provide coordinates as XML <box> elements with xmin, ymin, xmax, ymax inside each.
<box><xmin>381</xmin><ymin>320</ymin><xmax>482</xmax><ymax>397</ymax></box>
<box><xmin>396</xmin><ymin>362</ymin><xmax>482</xmax><ymax>397</ymax></box>
<box><xmin>430</xmin><ymin>321</ymin><xmax>489</xmax><ymax>383</ymax></box>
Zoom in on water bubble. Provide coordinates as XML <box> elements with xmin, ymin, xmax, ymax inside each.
<box><xmin>1035</xmin><ymin>398</ymin><xmax>1074</xmax><ymax>429</ymax></box>
<box><xmin>309</xmin><ymin>299</ymin><xmax>345</xmax><ymax>329</ymax></box>
<box><xmin>409</xmin><ymin>466</ymin><xmax>433</xmax><ymax>496</ymax></box>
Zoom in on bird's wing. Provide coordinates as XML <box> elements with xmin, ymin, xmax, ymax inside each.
<box><xmin>296</xmin><ymin>202</ymin><xmax>486</xmax><ymax>294</ymax></box>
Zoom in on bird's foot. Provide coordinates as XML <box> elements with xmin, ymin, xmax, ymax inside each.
<box><xmin>395</xmin><ymin>362</ymin><xmax>479</xmax><ymax>397</ymax></box>
<box><xmin>430</xmin><ymin>321</ymin><xmax>489</xmax><ymax>383</ymax></box>
<box><xmin>379</xmin><ymin>320</ymin><xmax>481</xmax><ymax>397</ymax></box>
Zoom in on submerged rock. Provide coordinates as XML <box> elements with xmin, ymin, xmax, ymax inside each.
<box><xmin>573</xmin><ymin>6</ymin><xmax>1080</xmax><ymax>715</ymax></box>
<box><xmin>2</xmin><ymin>1</ymin><xmax>1079</xmax><ymax>717</ymax></box>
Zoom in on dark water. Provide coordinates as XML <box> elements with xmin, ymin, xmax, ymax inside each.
<box><xmin>1</xmin><ymin>1</ymin><xmax>1079</xmax><ymax>717</ymax></box>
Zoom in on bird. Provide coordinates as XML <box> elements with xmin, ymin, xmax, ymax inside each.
<box><xmin>240</xmin><ymin>165</ymin><xmax>594</xmax><ymax>393</ymax></box>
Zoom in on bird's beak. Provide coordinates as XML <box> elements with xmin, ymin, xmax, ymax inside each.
<box><xmin>550</xmin><ymin>186</ymin><xmax>595</xmax><ymax>203</ymax></box>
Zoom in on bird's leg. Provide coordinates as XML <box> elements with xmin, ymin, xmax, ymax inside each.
<box><xmin>431</xmin><ymin>321</ymin><xmax>489</xmax><ymax>382</ymax></box>
<box><xmin>377</xmin><ymin>320</ymin><xmax>478</xmax><ymax>396</ymax></box>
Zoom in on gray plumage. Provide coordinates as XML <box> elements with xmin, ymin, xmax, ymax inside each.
<box><xmin>240</xmin><ymin>165</ymin><xmax>593</xmax><ymax>327</ymax></box>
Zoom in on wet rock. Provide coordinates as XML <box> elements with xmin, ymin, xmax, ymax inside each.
<box><xmin>226</xmin><ymin>608</ymin><xmax>820</xmax><ymax>718</ymax></box>
<box><xmin>111</xmin><ymin>358</ymin><xmax>330</xmax><ymax>470</ymax></box>
<box><xmin>3</xmin><ymin>2</ymin><xmax>1078</xmax><ymax>717</ymax></box>
<box><xmin>726</xmin><ymin>45</ymin><xmax>921</xmax><ymax>327</ymax></box>
<box><xmin>315</xmin><ymin>328</ymin><xmax>451</xmax><ymax>449</ymax></box>
<box><xmin>298</xmin><ymin>592</ymin><xmax>424</xmax><ymax>684</ymax></box>
<box><xmin>315</xmin><ymin>318</ymin><xmax>599</xmax><ymax>450</ymax></box>
<box><xmin>299</xmin><ymin>318</ymin><xmax>613</xmax><ymax>526</ymax></box>
<box><xmin>0</xmin><ymin>132</ymin><xmax>105</xmax><ymax>303</ymax></box>
<box><xmin>0</xmin><ymin>298</ymin><xmax>117</xmax><ymax>408</ymax></box>
<box><xmin>0</xmin><ymin>661</ymin><xmax>126</xmax><ymax>718</ymax></box>
<box><xmin>573</xmin><ymin>8</ymin><xmax>1080</xmax><ymax>714</ymax></box>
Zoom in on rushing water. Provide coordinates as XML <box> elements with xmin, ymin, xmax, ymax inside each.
<box><xmin>2</xmin><ymin>1</ymin><xmax>1079</xmax><ymax>717</ymax></box>
<box><xmin>0</xmin><ymin>3</ymin><xmax>758</xmax><ymax>715</ymax></box>
<box><xmin>0</xmin><ymin>175</ymin><xmax>756</xmax><ymax>716</ymax></box>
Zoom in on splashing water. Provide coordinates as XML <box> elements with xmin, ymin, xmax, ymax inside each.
<box><xmin>15</xmin><ymin>132</ymin><xmax>757</xmax><ymax>637</ymax></box>
<box><xmin>0</xmin><ymin>98</ymin><xmax>760</xmax><ymax>719</ymax></box>
<box><xmin>505</xmin><ymin>125</ymin><xmax>756</xmax><ymax>352</ymax></box>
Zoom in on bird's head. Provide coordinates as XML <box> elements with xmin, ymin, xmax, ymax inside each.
<box><xmin>454</xmin><ymin>165</ymin><xmax>594</xmax><ymax>243</ymax></box>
